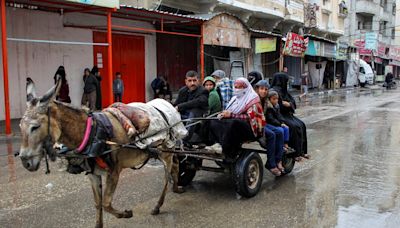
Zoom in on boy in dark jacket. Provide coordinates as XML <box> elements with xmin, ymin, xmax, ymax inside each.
<box><xmin>265</xmin><ymin>90</ymin><xmax>290</xmax><ymax>149</ymax></box>
<box><xmin>113</xmin><ymin>72</ymin><xmax>124</xmax><ymax>102</ymax></box>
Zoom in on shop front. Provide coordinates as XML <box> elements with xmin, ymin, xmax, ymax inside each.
<box><xmin>282</xmin><ymin>32</ymin><xmax>308</xmax><ymax>87</ymax></box>
<box><xmin>202</xmin><ymin>13</ymin><xmax>251</xmax><ymax>80</ymax></box>
<box><xmin>304</xmin><ymin>38</ymin><xmax>337</xmax><ymax>89</ymax></box>
<box><xmin>252</xmin><ymin>32</ymin><xmax>282</xmax><ymax>80</ymax></box>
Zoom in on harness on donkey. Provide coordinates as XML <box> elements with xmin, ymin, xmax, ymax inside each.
<box><xmin>36</xmin><ymin>99</ymin><xmax>219</xmax><ymax>175</ymax></box>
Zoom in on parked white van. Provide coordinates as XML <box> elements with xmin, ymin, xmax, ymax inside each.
<box><xmin>358</xmin><ymin>59</ymin><xmax>374</xmax><ymax>87</ymax></box>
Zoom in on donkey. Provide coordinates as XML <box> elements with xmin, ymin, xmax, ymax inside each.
<box><xmin>18</xmin><ymin>78</ymin><xmax>182</xmax><ymax>228</ymax></box>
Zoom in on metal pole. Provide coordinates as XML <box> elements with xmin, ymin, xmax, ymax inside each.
<box><xmin>1</xmin><ymin>0</ymin><xmax>11</xmax><ymax>135</ymax></box>
<box><xmin>200</xmin><ymin>24</ymin><xmax>205</xmax><ymax>80</ymax></box>
<box><xmin>333</xmin><ymin>58</ymin><xmax>336</xmax><ymax>90</ymax></box>
<box><xmin>107</xmin><ymin>11</ymin><xmax>113</xmax><ymax>105</ymax></box>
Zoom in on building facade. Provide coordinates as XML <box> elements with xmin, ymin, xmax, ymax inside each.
<box><xmin>0</xmin><ymin>0</ymin><xmax>348</xmax><ymax>124</ymax></box>
<box><xmin>343</xmin><ymin>0</ymin><xmax>397</xmax><ymax>78</ymax></box>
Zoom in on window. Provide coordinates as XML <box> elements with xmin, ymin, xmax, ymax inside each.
<box><xmin>380</xmin><ymin>0</ymin><xmax>388</xmax><ymax>10</ymax></box>
<box><xmin>393</xmin><ymin>3</ymin><xmax>396</xmax><ymax>15</ymax></box>
<box><xmin>379</xmin><ymin>21</ymin><xmax>387</xmax><ymax>34</ymax></box>
<box><xmin>323</xmin><ymin>0</ymin><xmax>329</xmax><ymax>6</ymax></box>
<box><xmin>392</xmin><ymin>28</ymin><xmax>395</xmax><ymax>39</ymax></box>
<box><xmin>358</xmin><ymin>21</ymin><xmax>362</xmax><ymax>30</ymax></box>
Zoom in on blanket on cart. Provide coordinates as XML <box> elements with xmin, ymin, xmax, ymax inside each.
<box><xmin>106</xmin><ymin>99</ymin><xmax>188</xmax><ymax>149</ymax></box>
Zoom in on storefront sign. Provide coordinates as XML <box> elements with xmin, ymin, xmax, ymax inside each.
<box><xmin>374</xmin><ymin>42</ymin><xmax>389</xmax><ymax>59</ymax></box>
<box><xmin>365</xmin><ymin>32</ymin><xmax>378</xmax><ymax>50</ymax></box>
<box><xmin>305</xmin><ymin>40</ymin><xmax>321</xmax><ymax>56</ymax></box>
<box><xmin>336</xmin><ymin>42</ymin><xmax>348</xmax><ymax>60</ymax></box>
<box><xmin>389</xmin><ymin>46</ymin><xmax>400</xmax><ymax>61</ymax></box>
<box><xmin>374</xmin><ymin>57</ymin><xmax>383</xmax><ymax>64</ymax></box>
<box><xmin>305</xmin><ymin>3</ymin><xmax>318</xmax><ymax>28</ymax></box>
<box><xmin>322</xmin><ymin>42</ymin><xmax>336</xmax><ymax>58</ymax></box>
<box><xmin>354</xmin><ymin>39</ymin><xmax>372</xmax><ymax>55</ymax></box>
<box><xmin>66</xmin><ymin>0</ymin><xmax>119</xmax><ymax>9</ymax></box>
<box><xmin>283</xmin><ymin>33</ymin><xmax>309</xmax><ymax>57</ymax></box>
<box><xmin>203</xmin><ymin>14</ymin><xmax>251</xmax><ymax>48</ymax></box>
<box><xmin>255</xmin><ymin>37</ymin><xmax>277</xmax><ymax>54</ymax></box>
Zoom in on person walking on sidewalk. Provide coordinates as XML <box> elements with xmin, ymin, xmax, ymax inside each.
<box><xmin>91</xmin><ymin>66</ymin><xmax>102</xmax><ymax>110</ymax></box>
<box><xmin>53</xmin><ymin>66</ymin><xmax>71</xmax><ymax>103</ymax></box>
<box><xmin>113</xmin><ymin>72</ymin><xmax>124</xmax><ymax>102</ymax></box>
<box><xmin>81</xmin><ymin>68</ymin><xmax>97</xmax><ymax>111</ymax></box>
<box><xmin>299</xmin><ymin>71</ymin><xmax>309</xmax><ymax>101</ymax></box>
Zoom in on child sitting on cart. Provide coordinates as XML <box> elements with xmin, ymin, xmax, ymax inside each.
<box><xmin>255</xmin><ymin>80</ymin><xmax>285</xmax><ymax>176</ymax></box>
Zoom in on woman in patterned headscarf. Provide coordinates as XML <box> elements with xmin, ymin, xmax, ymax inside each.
<box><xmin>209</xmin><ymin>78</ymin><xmax>266</xmax><ymax>158</ymax></box>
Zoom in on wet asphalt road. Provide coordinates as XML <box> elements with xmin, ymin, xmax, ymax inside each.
<box><xmin>1</xmin><ymin>87</ymin><xmax>400</xmax><ymax>228</ymax></box>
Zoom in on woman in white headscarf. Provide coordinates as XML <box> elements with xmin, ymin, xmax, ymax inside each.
<box><xmin>209</xmin><ymin>78</ymin><xmax>266</xmax><ymax>158</ymax></box>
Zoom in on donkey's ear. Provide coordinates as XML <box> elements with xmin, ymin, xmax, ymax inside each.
<box><xmin>39</xmin><ymin>75</ymin><xmax>62</xmax><ymax>107</ymax></box>
<box><xmin>26</xmin><ymin>77</ymin><xmax>37</xmax><ymax>103</ymax></box>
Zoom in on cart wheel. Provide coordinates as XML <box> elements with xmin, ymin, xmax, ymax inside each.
<box><xmin>178</xmin><ymin>156</ymin><xmax>201</xmax><ymax>187</ymax></box>
<box><xmin>281</xmin><ymin>153</ymin><xmax>295</xmax><ymax>175</ymax></box>
<box><xmin>234</xmin><ymin>151</ymin><xmax>263</xmax><ymax>198</ymax></box>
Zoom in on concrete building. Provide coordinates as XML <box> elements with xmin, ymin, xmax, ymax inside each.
<box><xmin>343</xmin><ymin>0</ymin><xmax>397</xmax><ymax>77</ymax></box>
<box><xmin>0</xmin><ymin>1</ymin><xmax>206</xmax><ymax>125</ymax></box>
<box><xmin>395</xmin><ymin>0</ymin><xmax>400</xmax><ymax>46</ymax></box>
<box><xmin>303</xmin><ymin>0</ymin><xmax>347</xmax><ymax>88</ymax></box>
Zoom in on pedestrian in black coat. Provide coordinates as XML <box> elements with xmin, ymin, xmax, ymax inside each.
<box><xmin>271</xmin><ymin>68</ymin><xmax>309</xmax><ymax>160</ymax></box>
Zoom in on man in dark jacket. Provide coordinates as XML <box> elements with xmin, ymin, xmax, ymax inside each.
<box><xmin>174</xmin><ymin>70</ymin><xmax>209</xmax><ymax>144</ymax></box>
<box><xmin>174</xmin><ymin>70</ymin><xmax>209</xmax><ymax>118</ymax></box>
<box><xmin>81</xmin><ymin>68</ymin><xmax>98</xmax><ymax>111</ymax></box>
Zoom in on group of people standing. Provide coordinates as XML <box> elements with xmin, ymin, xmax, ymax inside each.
<box><xmin>174</xmin><ymin>67</ymin><xmax>308</xmax><ymax>176</ymax></box>
<box><xmin>53</xmin><ymin>65</ymin><xmax>125</xmax><ymax>111</ymax></box>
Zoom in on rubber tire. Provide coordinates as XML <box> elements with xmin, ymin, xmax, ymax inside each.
<box><xmin>359</xmin><ymin>82</ymin><xmax>366</xmax><ymax>88</ymax></box>
<box><xmin>177</xmin><ymin>156</ymin><xmax>201</xmax><ymax>187</ymax></box>
<box><xmin>281</xmin><ymin>153</ymin><xmax>295</xmax><ymax>175</ymax></box>
<box><xmin>234</xmin><ymin>152</ymin><xmax>263</xmax><ymax>198</ymax></box>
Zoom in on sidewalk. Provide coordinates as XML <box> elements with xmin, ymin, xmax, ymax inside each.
<box><xmin>290</xmin><ymin>83</ymin><xmax>383</xmax><ymax>98</ymax></box>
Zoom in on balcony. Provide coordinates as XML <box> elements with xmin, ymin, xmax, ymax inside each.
<box><xmin>285</xmin><ymin>0</ymin><xmax>304</xmax><ymax>23</ymax></box>
<box><xmin>217</xmin><ymin>0</ymin><xmax>285</xmax><ymax>19</ymax></box>
<box><xmin>356</xmin><ymin>0</ymin><xmax>379</xmax><ymax>16</ymax></box>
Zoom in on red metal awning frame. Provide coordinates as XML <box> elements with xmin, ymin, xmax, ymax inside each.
<box><xmin>1</xmin><ymin>0</ymin><xmax>205</xmax><ymax>135</ymax></box>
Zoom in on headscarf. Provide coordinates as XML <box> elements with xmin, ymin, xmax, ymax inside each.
<box><xmin>271</xmin><ymin>72</ymin><xmax>289</xmax><ymax>94</ymax></box>
<box><xmin>248</xmin><ymin>71</ymin><xmax>263</xmax><ymax>87</ymax></box>
<box><xmin>271</xmin><ymin>72</ymin><xmax>296</xmax><ymax>110</ymax></box>
<box><xmin>54</xmin><ymin>66</ymin><xmax>66</xmax><ymax>84</ymax></box>
<box><xmin>203</xmin><ymin>76</ymin><xmax>216</xmax><ymax>87</ymax></box>
<box><xmin>226</xmin><ymin>77</ymin><xmax>260</xmax><ymax>114</ymax></box>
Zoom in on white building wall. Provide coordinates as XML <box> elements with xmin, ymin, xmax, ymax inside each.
<box><xmin>0</xmin><ymin>7</ymin><xmax>157</xmax><ymax>121</ymax></box>
<box><xmin>396</xmin><ymin>0</ymin><xmax>400</xmax><ymax>46</ymax></box>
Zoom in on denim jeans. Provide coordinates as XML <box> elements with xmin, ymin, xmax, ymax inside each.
<box><xmin>264</xmin><ymin>125</ymin><xmax>284</xmax><ymax>168</ymax></box>
<box><xmin>282</xmin><ymin>126</ymin><xmax>289</xmax><ymax>142</ymax></box>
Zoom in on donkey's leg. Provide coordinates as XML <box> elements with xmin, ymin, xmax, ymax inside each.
<box><xmin>88</xmin><ymin>174</ymin><xmax>103</xmax><ymax>228</ymax></box>
<box><xmin>172</xmin><ymin>155</ymin><xmax>185</xmax><ymax>194</ymax></box>
<box><xmin>102</xmin><ymin>169</ymin><xmax>133</xmax><ymax>219</ymax></box>
<box><xmin>151</xmin><ymin>154</ymin><xmax>173</xmax><ymax>215</ymax></box>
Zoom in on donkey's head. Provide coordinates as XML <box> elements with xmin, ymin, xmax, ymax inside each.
<box><xmin>19</xmin><ymin>77</ymin><xmax>61</xmax><ymax>171</ymax></box>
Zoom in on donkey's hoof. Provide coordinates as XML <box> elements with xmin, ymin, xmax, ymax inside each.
<box><xmin>95</xmin><ymin>223</ymin><xmax>103</xmax><ymax>228</ymax></box>
<box><xmin>173</xmin><ymin>187</ymin><xmax>185</xmax><ymax>194</ymax></box>
<box><xmin>123</xmin><ymin>210</ymin><xmax>133</xmax><ymax>218</ymax></box>
<box><xmin>151</xmin><ymin>208</ymin><xmax>160</xmax><ymax>215</ymax></box>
